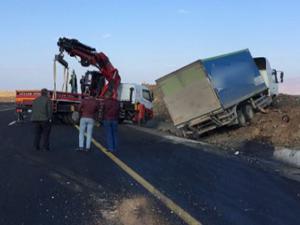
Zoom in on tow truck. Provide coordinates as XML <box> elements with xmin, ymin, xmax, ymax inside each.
<box><xmin>16</xmin><ymin>37</ymin><xmax>153</xmax><ymax>123</ymax></box>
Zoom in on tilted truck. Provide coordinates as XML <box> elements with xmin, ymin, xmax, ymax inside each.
<box><xmin>156</xmin><ymin>49</ymin><xmax>282</xmax><ymax>137</ymax></box>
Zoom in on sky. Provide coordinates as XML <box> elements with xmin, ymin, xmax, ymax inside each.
<box><xmin>0</xmin><ymin>0</ymin><xmax>299</xmax><ymax>94</ymax></box>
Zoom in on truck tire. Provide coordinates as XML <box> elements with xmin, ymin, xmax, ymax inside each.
<box><xmin>63</xmin><ymin>113</ymin><xmax>72</xmax><ymax>125</ymax></box>
<box><xmin>237</xmin><ymin>110</ymin><xmax>247</xmax><ymax>127</ymax></box>
<box><xmin>17</xmin><ymin>112</ymin><xmax>24</xmax><ymax>122</ymax></box>
<box><xmin>61</xmin><ymin>113</ymin><xmax>75</xmax><ymax>125</ymax></box>
<box><xmin>71</xmin><ymin>111</ymin><xmax>80</xmax><ymax>124</ymax></box>
<box><xmin>62</xmin><ymin>114</ymin><xmax>69</xmax><ymax>124</ymax></box>
<box><xmin>242</xmin><ymin>104</ymin><xmax>254</xmax><ymax>122</ymax></box>
<box><xmin>67</xmin><ymin>115</ymin><xmax>75</xmax><ymax>124</ymax></box>
<box><xmin>192</xmin><ymin>131</ymin><xmax>200</xmax><ymax>140</ymax></box>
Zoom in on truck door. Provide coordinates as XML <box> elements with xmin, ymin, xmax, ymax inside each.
<box><xmin>254</xmin><ymin>57</ymin><xmax>279</xmax><ymax>96</ymax></box>
<box><xmin>140</xmin><ymin>88</ymin><xmax>153</xmax><ymax>110</ymax></box>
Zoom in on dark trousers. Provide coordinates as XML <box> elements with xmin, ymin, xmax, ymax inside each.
<box><xmin>33</xmin><ymin>121</ymin><xmax>51</xmax><ymax>150</ymax></box>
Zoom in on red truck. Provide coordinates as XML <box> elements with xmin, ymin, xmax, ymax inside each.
<box><xmin>16</xmin><ymin>90</ymin><xmax>82</xmax><ymax>123</ymax></box>
<box><xmin>15</xmin><ymin>37</ymin><xmax>153</xmax><ymax>124</ymax></box>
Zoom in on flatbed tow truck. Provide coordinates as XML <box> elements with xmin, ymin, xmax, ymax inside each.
<box><xmin>16</xmin><ymin>90</ymin><xmax>82</xmax><ymax>123</ymax></box>
<box><xmin>16</xmin><ymin>37</ymin><xmax>153</xmax><ymax>123</ymax></box>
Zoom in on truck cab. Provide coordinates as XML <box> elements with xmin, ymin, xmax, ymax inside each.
<box><xmin>118</xmin><ymin>83</ymin><xmax>153</xmax><ymax>111</ymax></box>
<box><xmin>118</xmin><ymin>83</ymin><xmax>154</xmax><ymax>122</ymax></box>
<box><xmin>254</xmin><ymin>57</ymin><xmax>283</xmax><ymax>97</ymax></box>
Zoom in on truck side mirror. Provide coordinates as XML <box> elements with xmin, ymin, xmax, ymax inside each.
<box><xmin>272</xmin><ymin>69</ymin><xmax>279</xmax><ymax>83</ymax></box>
<box><xmin>129</xmin><ymin>87</ymin><xmax>134</xmax><ymax>103</ymax></box>
<box><xmin>280</xmin><ymin>72</ymin><xmax>284</xmax><ymax>83</ymax></box>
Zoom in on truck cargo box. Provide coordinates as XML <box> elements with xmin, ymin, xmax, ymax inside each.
<box><xmin>202</xmin><ymin>49</ymin><xmax>266</xmax><ymax>108</ymax></box>
<box><xmin>156</xmin><ymin>49</ymin><xmax>268</xmax><ymax>127</ymax></box>
<box><xmin>156</xmin><ymin>61</ymin><xmax>222</xmax><ymax>126</ymax></box>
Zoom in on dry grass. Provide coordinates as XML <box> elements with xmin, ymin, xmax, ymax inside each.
<box><xmin>0</xmin><ymin>91</ymin><xmax>15</xmax><ymax>102</ymax></box>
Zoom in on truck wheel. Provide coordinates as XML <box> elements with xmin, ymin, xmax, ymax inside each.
<box><xmin>192</xmin><ymin>131</ymin><xmax>200</xmax><ymax>140</ymax></box>
<box><xmin>17</xmin><ymin>112</ymin><xmax>24</xmax><ymax>122</ymax></box>
<box><xmin>62</xmin><ymin>114</ymin><xmax>71</xmax><ymax>124</ymax></box>
<box><xmin>242</xmin><ymin>104</ymin><xmax>254</xmax><ymax>122</ymax></box>
<box><xmin>237</xmin><ymin>110</ymin><xmax>247</xmax><ymax>127</ymax></box>
<box><xmin>71</xmin><ymin>111</ymin><xmax>80</xmax><ymax>124</ymax></box>
<box><xmin>175</xmin><ymin>128</ymin><xmax>184</xmax><ymax>138</ymax></box>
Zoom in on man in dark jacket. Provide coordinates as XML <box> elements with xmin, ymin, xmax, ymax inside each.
<box><xmin>102</xmin><ymin>92</ymin><xmax>120</xmax><ymax>153</ymax></box>
<box><xmin>69</xmin><ymin>70</ymin><xmax>78</xmax><ymax>94</ymax></box>
<box><xmin>31</xmin><ymin>88</ymin><xmax>52</xmax><ymax>151</ymax></box>
<box><xmin>78</xmin><ymin>93</ymin><xmax>100</xmax><ymax>151</ymax></box>
<box><xmin>80</xmin><ymin>75</ymin><xmax>85</xmax><ymax>94</ymax></box>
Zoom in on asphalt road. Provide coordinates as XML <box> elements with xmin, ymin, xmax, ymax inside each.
<box><xmin>1</xmin><ymin>105</ymin><xmax>300</xmax><ymax>225</ymax></box>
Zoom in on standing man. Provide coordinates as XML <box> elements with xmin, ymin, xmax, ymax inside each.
<box><xmin>78</xmin><ymin>93</ymin><xmax>100</xmax><ymax>151</ymax></box>
<box><xmin>69</xmin><ymin>70</ymin><xmax>78</xmax><ymax>94</ymax></box>
<box><xmin>31</xmin><ymin>88</ymin><xmax>52</xmax><ymax>151</ymax></box>
<box><xmin>80</xmin><ymin>75</ymin><xmax>85</xmax><ymax>94</ymax></box>
<box><xmin>103</xmin><ymin>92</ymin><xmax>120</xmax><ymax>153</ymax></box>
<box><xmin>137</xmin><ymin>103</ymin><xmax>146</xmax><ymax>125</ymax></box>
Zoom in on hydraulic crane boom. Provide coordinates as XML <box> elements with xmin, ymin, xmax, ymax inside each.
<box><xmin>56</xmin><ymin>37</ymin><xmax>121</xmax><ymax>98</ymax></box>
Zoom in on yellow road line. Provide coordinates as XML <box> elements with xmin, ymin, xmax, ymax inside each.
<box><xmin>75</xmin><ymin>125</ymin><xmax>202</xmax><ymax>225</ymax></box>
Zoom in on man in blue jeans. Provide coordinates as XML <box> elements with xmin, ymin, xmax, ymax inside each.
<box><xmin>103</xmin><ymin>92</ymin><xmax>120</xmax><ymax>153</ymax></box>
<box><xmin>78</xmin><ymin>94</ymin><xmax>100</xmax><ymax>151</ymax></box>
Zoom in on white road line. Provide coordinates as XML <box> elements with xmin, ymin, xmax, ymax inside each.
<box><xmin>0</xmin><ymin>107</ymin><xmax>15</xmax><ymax>112</ymax></box>
<box><xmin>8</xmin><ymin>121</ymin><xmax>17</xmax><ymax>126</ymax></box>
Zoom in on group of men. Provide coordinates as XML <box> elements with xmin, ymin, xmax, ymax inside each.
<box><xmin>69</xmin><ymin>70</ymin><xmax>104</xmax><ymax>98</ymax></box>
<box><xmin>68</xmin><ymin>70</ymin><xmax>87</xmax><ymax>94</ymax></box>
<box><xmin>31</xmin><ymin>88</ymin><xmax>119</xmax><ymax>153</ymax></box>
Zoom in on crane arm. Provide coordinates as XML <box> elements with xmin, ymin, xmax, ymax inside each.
<box><xmin>56</xmin><ymin>37</ymin><xmax>120</xmax><ymax>98</ymax></box>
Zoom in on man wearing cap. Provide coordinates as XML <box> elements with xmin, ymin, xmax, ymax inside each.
<box><xmin>31</xmin><ymin>88</ymin><xmax>53</xmax><ymax>151</ymax></box>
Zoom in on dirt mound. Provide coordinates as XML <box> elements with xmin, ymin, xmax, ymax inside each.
<box><xmin>146</xmin><ymin>83</ymin><xmax>300</xmax><ymax>149</ymax></box>
<box><xmin>144</xmin><ymin>84</ymin><xmax>171</xmax><ymax>122</ymax></box>
<box><xmin>201</xmin><ymin>94</ymin><xmax>300</xmax><ymax>149</ymax></box>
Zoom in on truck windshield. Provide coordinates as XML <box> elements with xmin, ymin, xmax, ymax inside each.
<box><xmin>142</xmin><ymin>90</ymin><xmax>152</xmax><ymax>102</ymax></box>
<box><xmin>254</xmin><ymin>58</ymin><xmax>266</xmax><ymax>70</ymax></box>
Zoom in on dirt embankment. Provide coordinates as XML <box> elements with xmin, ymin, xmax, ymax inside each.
<box><xmin>0</xmin><ymin>91</ymin><xmax>15</xmax><ymax>102</ymax></box>
<box><xmin>145</xmin><ymin>84</ymin><xmax>300</xmax><ymax>150</ymax></box>
<box><xmin>201</xmin><ymin>94</ymin><xmax>300</xmax><ymax>149</ymax></box>
<box><xmin>145</xmin><ymin>84</ymin><xmax>171</xmax><ymax>123</ymax></box>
